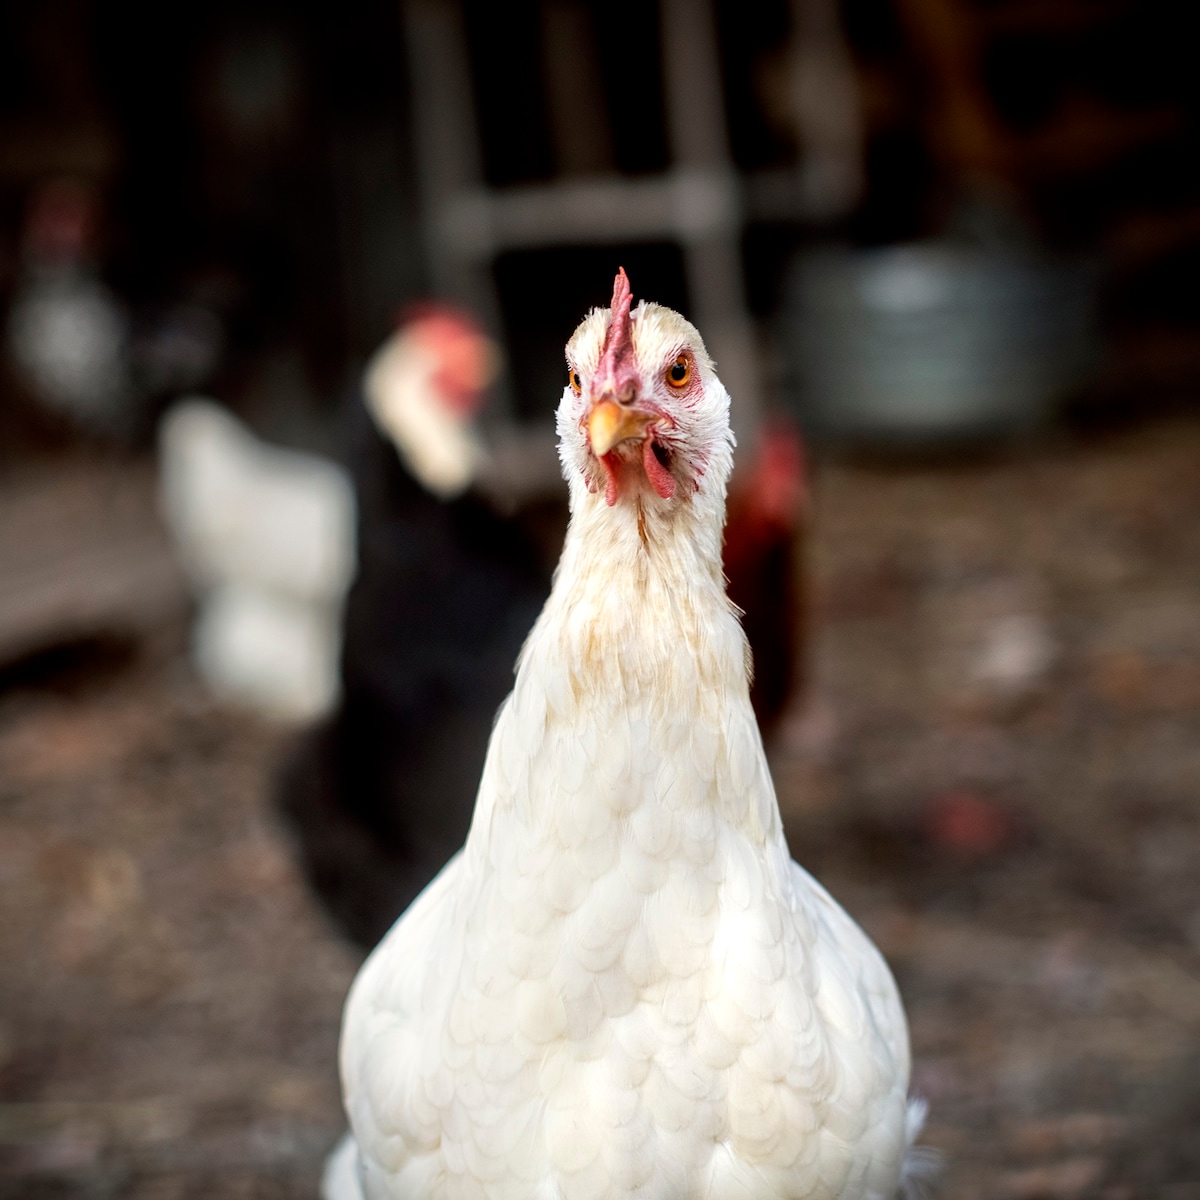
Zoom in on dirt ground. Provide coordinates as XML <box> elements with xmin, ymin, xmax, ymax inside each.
<box><xmin>1</xmin><ymin>415</ymin><xmax>1198</xmax><ymax>1199</ymax></box>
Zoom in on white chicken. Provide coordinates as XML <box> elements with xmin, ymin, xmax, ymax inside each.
<box><xmin>7</xmin><ymin>180</ymin><xmax>133</xmax><ymax>434</ymax></box>
<box><xmin>158</xmin><ymin>398</ymin><xmax>357</xmax><ymax>721</ymax></box>
<box><xmin>332</xmin><ymin>270</ymin><xmax>931</xmax><ymax>1200</ymax></box>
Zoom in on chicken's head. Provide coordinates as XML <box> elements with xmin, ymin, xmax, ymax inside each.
<box><xmin>364</xmin><ymin>303</ymin><xmax>499</xmax><ymax>500</ymax></box>
<box><xmin>400</xmin><ymin>304</ymin><xmax>500</xmax><ymax>420</ymax></box>
<box><xmin>558</xmin><ymin>269</ymin><xmax>733</xmax><ymax>513</ymax></box>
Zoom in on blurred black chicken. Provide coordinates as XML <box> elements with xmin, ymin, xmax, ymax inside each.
<box><xmin>275</xmin><ymin>308</ymin><xmax>552</xmax><ymax>948</ymax></box>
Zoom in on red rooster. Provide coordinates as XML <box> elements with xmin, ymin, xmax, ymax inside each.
<box><xmin>723</xmin><ymin>415</ymin><xmax>809</xmax><ymax>737</ymax></box>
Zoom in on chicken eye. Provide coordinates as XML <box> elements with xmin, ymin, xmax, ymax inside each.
<box><xmin>569</xmin><ymin>368</ymin><xmax>582</xmax><ymax>396</ymax></box>
<box><xmin>666</xmin><ymin>356</ymin><xmax>690</xmax><ymax>388</ymax></box>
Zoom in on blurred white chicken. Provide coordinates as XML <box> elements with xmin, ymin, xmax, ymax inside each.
<box><xmin>158</xmin><ymin>398</ymin><xmax>356</xmax><ymax>721</ymax></box>
<box><xmin>6</xmin><ymin>180</ymin><xmax>133</xmax><ymax>433</ymax></box>
<box><xmin>7</xmin><ymin>179</ymin><xmax>225</xmax><ymax>441</ymax></box>
<box><xmin>330</xmin><ymin>271</ymin><xmax>932</xmax><ymax>1199</ymax></box>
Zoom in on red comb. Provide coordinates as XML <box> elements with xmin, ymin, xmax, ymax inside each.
<box><xmin>610</xmin><ymin>266</ymin><xmax>632</xmax><ymax>318</ymax></box>
<box><xmin>598</xmin><ymin>267</ymin><xmax>637</xmax><ymax>401</ymax></box>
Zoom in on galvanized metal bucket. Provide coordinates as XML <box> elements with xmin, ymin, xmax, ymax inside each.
<box><xmin>777</xmin><ymin>241</ymin><xmax>1097</xmax><ymax>444</ymax></box>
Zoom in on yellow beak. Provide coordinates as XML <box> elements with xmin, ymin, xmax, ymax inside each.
<box><xmin>588</xmin><ymin>398</ymin><xmax>655</xmax><ymax>456</ymax></box>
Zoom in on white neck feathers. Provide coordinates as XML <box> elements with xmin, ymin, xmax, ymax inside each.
<box><xmin>364</xmin><ymin>332</ymin><xmax>482</xmax><ymax>499</ymax></box>
<box><xmin>465</xmin><ymin>478</ymin><xmax>777</xmax><ymax>856</ymax></box>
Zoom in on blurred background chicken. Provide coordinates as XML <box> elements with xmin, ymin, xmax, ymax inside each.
<box><xmin>724</xmin><ymin>417</ymin><xmax>809</xmax><ymax>738</ymax></box>
<box><xmin>274</xmin><ymin>307</ymin><xmax>553</xmax><ymax>947</ymax></box>
<box><xmin>158</xmin><ymin>398</ymin><xmax>358</xmax><ymax>721</ymax></box>
<box><xmin>7</xmin><ymin>179</ymin><xmax>226</xmax><ymax>445</ymax></box>
<box><xmin>6</xmin><ymin>180</ymin><xmax>134</xmax><ymax>436</ymax></box>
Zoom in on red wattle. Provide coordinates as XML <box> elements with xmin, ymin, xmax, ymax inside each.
<box><xmin>643</xmin><ymin>439</ymin><xmax>677</xmax><ymax>500</ymax></box>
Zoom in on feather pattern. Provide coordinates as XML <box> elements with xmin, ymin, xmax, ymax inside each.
<box><xmin>336</xmin><ymin>281</ymin><xmax>925</xmax><ymax>1199</ymax></box>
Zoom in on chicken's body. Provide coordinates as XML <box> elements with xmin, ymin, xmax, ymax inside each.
<box><xmin>336</xmin><ymin>274</ymin><xmax>921</xmax><ymax>1199</ymax></box>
